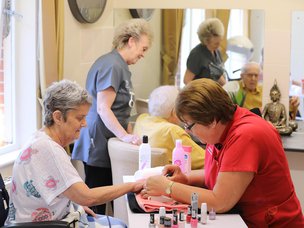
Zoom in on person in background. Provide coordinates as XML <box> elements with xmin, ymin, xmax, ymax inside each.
<box><xmin>6</xmin><ymin>80</ymin><xmax>143</xmax><ymax>227</ymax></box>
<box><xmin>230</xmin><ymin>62</ymin><xmax>263</xmax><ymax>110</ymax></box>
<box><xmin>229</xmin><ymin>61</ymin><xmax>300</xmax><ymax>117</ymax></box>
<box><xmin>72</xmin><ymin>19</ymin><xmax>153</xmax><ymax>215</ymax></box>
<box><xmin>183</xmin><ymin>17</ymin><xmax>226</xmax><ymax>86</ymax></box>
<box><xmin>142</xmin><ymin>78</ymin><xmax>304</xmax><ymax>227</ymax></box>
<box><xmin>133</xmin><ymin>85</ymin><xmax>205</xmax><ymax>170</ymax></box>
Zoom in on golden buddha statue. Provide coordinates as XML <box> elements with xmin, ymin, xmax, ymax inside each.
<box><xmin>262</xmin><ymin>81</ymin><xmax>293</xmax><ymax>136</ymax></box>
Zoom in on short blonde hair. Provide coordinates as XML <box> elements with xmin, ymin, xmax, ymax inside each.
<box><xmin>148</xmin><ymin>86</ymin><xmax>179</xmax><ymax>119</ymax></box>
<box><xmin>197</xmin><ymin>18</ymin><xmax>225</xmax><ymax>45</ymax></box>
<box><xmin>112</xmin><ymin>18</ymin><xmax>153</xmax><ymax>50</ymax></box>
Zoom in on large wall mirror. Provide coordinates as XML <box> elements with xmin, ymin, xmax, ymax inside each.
<box><xmin>291</xmin><ymin>11</ymin><xmax>304</xmax><ymax>119</ymax></box>
<box><xmin>114</xmin><ymin>8</ymin><xmax>264</xmax><ymax>97</ymax></box>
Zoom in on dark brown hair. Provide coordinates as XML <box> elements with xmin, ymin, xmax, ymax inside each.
<box><xmin>176</xmin><ymin>78</ymin><xmax>235</xmax><ymax>125</ymax></box>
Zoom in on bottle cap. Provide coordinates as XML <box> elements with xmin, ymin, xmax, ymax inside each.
<box><xmin>143</xmin><ymin>135</ymin><xmax>148</xmax><ymax>143</ymax></box>
<box><xmin>175</xmin><ymin>139</ymin><xmax>182</xmax><ymax>147</ymax></box>
<box><xmin>149</xmin><ymin>213</ymin><xmax>155</xmax><ymax>224</ymax></box>
<box><xmin>179</xmin><ymin>211</ymin><xmax>185</xmax><ymax>221</ymax></box>
<box><xmin>182</xmin><ymin>145</ymin><xmax>192</xmax><ymax>153</ymax></box>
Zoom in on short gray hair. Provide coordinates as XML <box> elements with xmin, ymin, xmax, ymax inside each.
<box><xmin>43</xmin><ymin>80</ymin><xmax>92</xmax><ymax>127</ymax></box>
<box><xmin>197</xmin><ymin>18</ymin><xmax>224</xmax><ymax>45</ymax></box>
<box><xmin>112</xmin><ymin>18</ymin><xmax>153</xmax><ymax>50</ymax></box>
<box><xmin>240</xmin><ymin>61</ymin><xmax>261</xmax><ymax>75</ymax></box>
<box><xmin>148</xmin><ymin>86</ymin><xmax>179</xmax><ymax>119</ymax></box>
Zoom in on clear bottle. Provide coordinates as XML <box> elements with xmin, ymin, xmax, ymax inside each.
<box><xmin>138</xmin><ymin>135</ymin><xmax>151</xmax><ymax>170</ymax></box>
<box><xmin>182</xmin><ymin>145</ymin><xmax>192</xmax><ymax>175</ymax></box>
<box><xmin>200</xmin><ymin>203</ymin><xmax>207</xmax><ymax>224</ymax></box>
<box><xmin>172</xmin><ymin>139</ymin><xmax>186</xmax><ymax>173</ymax></box>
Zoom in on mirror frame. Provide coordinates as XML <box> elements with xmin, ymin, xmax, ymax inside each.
<box><xmin>68</xmin><ymin>0</ymin><xmax>107</xmax><ymax>23</ymax></box>
<box><xmin>129</xmin><ymin>9</ymin><xmax>155</xmax><ymax>21</ymax></box>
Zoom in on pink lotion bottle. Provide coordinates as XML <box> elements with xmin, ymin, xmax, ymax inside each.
<box><xmin>172</xmin><ymin>139</ymin><xmax>186</xmax><ymax>173</ymax></box>
<box><xmin>182</xmin><ymin>145</ymin><xmax>192</xmax><ymax>175</ymax></box>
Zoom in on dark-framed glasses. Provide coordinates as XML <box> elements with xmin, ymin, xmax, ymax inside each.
<box><xmin>184</xmin><ymin>122</ymin><xmax>196</xmax><ymax>131</ymax></box>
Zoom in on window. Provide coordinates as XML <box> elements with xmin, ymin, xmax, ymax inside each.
<box><xmin>178</xmin><ymin>9</ymin><xmax>205</xmax><ymax>88</ymax></box>
<box><xmin>225</xmin><ymin>9</ymin><xmax>246</xmax><ymax>80</ymax></box>
<box><xmin>0</xmin><ymin>0</ymin><xmax>15</xmax><ymax>152</ymax></box>
<box><xmin>0</xmin><ymin>0</ymin><xmax>38</xmax><ymax>157</ymax></box>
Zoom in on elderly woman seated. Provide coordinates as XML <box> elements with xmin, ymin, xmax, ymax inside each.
<box><xmin>133</xmin><ymin>85</ymin><xmax>205</xmax><ymax>170</ymax></box>
<box><xmin>6</xmin><ymin>80</ymin><xmax>142</xmax><ymax>227</ymax></box>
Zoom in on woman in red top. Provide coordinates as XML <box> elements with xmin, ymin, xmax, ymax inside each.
<box><xmin>142</xmin><ymin>78</ymin><xmax>304</xmax><ymax>227</ymax></box>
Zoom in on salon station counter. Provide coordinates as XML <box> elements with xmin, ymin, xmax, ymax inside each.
<box><xmin>123</xmin><ymin>176</ymin><xmax>247</xmax><ymax>228</ymax></box>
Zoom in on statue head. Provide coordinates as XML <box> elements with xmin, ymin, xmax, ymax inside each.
<box><xmin>269</xmin><ymin>80</ymin><xmax>281</xmax><ymax>102</ymax></box>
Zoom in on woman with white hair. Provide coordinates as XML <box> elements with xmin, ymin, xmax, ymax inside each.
<box><xmin>72</xmin><ymin>18</ymin><xmax>154</xmax><ymax>214</ymax></box>
<box><xmin>183</xmin><ymin>18</ymin><xmax>226</xmax><ymax>86</ymax></box>
<box><xmin>133</xmin><ymin>85</ymin><xmax>205</xmax><ymax>170</ymax></box>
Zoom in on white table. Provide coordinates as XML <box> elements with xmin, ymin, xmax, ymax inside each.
<box><xmin>123</xmin><ymin>176</ymin><xmax>248</xmax><ymax>228</ymax></box>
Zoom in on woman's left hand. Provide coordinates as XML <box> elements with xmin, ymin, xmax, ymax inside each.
<box><xmin>83</xmin><ymin>206</ymin><xmax>97</xmax><ymax>218</ymax></box>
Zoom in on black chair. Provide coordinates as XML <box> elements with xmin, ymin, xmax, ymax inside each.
<box><xmin>0</xmin><ymin>173</ymin><xmax>70</xmax><ymax>228</ymax></box>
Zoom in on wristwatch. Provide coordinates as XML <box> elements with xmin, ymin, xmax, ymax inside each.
<box><xmin>165</xmin><ymin>181</ymin><xmax>175</xmax><ymax>197</ymax></box>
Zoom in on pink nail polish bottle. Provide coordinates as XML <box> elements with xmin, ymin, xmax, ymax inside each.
<box><xmin>190</xmin><ymin>208</ymin><xmax>198</xmax><ymax>228</ymax></box>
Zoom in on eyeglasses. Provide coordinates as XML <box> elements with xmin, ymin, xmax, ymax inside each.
<box><xmin>184</xmin><ymin>122</ymin><xmax>196</xmax><ymax>131</ymax></box>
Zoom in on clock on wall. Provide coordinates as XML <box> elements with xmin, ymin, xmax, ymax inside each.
<box><xmin>68</xmin><ymin>0</ymin><xmax>107</xmax><ymax>23</ymax></box>
<box><xmin>129</xmin><ymin>9</ymin><xmax>155</xmax><ymax>21</ymax></box>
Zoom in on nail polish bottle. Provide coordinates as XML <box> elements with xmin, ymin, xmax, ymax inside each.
<box><xmin>190</xmin><ymin>208</ymin><xmax>198</xmax><ymax>228</ymax></box>
<box><xmin>186</xmin><ymin>205</ymin><xmax>192</xmax><ymax>223</ymax></box>
<box><xmin>172</xmin><ymin>212</ymin><xmax>178</xmax><ymax>228</ymax></box>
<box><xmin>149</xmin><ymin>213</ymin><xmax>156</xmax><ymax>228</ymax></box>
<box><xmin>191</xmin><ymin>193</ymin><xmax>198</xmax><ymax>214</ymax></box>
<box><xmin>159</xmin><ymin>206</ymin><xmax>166</xmax><ymax>227</ymax></box>
<box><xmin>179</xmin><ymin>210</ymin><xmax>185</xmax><ymax>228</ymax></box>
<box><xmin>209</xmin><ymin>208</ymin><xmax>216</xmax><ymax>220</ymax></box>
<box><xmin>200</xmin><ymin>203</ymin><xmax>207</xmax><ymax>224</ymax></box>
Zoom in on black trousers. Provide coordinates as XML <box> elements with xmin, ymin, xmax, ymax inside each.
<box><xmin>83</xmin><ymin>162</ymin><xmax>113</xmax><ymax>215</ymax></box>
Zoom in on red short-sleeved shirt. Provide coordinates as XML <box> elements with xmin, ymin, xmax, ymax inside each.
<box><xmin>204</xmin><ymin>107</ymin><xmax>304</xmax><ymax>227</ymax></box>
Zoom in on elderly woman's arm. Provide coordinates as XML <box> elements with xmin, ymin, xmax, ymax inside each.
<box><xmin>217</xmin><ymin>75</ymin><xmax>226</xmax><ymax>86</ymax></box>
<box><xmin>146</xmin><ymin>171</ymin><xmax>254</xmax><ymax>213</ymax></box>
<box><xmin>184</xmin><ymin>69</ymin><xmax>195</xmax><ymax>85</ymax></box>
<box><xmin>97</xmin><ymin>87</ymin><xmax>140</xmax><ymax>144</ymax></box>
<box><xmin>63</xmin><ymin>181</ymin><xmax>143</xmax><ymax>207</ymax></box>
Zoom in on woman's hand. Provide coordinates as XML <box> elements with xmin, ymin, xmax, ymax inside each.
<box><xmin>162</xmin><ymin>165</ymin><xmax>188</xmax><ymax>184</ymax></box>
<box><xmin>121</xmin><ymin>134</ymin><xmax>141</xmax><ymax>145</ymax></box>
<box><xmin>131</xmin><ymin>180</ymin><xmax>145</xmax><ymax>193</ymax></box>
<box><xmin>83</xmin><ymin>206</ymin><xmax>97</xmax><ymax>218</ymax></box>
